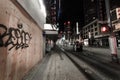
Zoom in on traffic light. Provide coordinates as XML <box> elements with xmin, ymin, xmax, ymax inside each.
<box><xmin>101</xmin><ymin>26</ymin><xmax>109</xmax><ymax>33</ymax></box>
<box><xmin>67</xmin><ymin>21</ymin><xmax>70</xmax><ymax>25</ymax></box>
<box><xmin>101</xmin><ymin>26</ymin><xmax>107</xmax><ymax>32</ymax></box>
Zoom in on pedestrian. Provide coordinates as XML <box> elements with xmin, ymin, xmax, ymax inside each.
<box><xmin>46</xmin><ymin>39</ymin><xmax>51</xmax><ymax>53</ymax></box>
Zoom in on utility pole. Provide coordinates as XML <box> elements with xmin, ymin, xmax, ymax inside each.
<box><xmin>105</xmin><ymin>0</ymin><xmax>119</xmax><ymax>63</ymax></box>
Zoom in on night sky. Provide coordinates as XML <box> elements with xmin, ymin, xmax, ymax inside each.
<box><xmin>58</xmin><ymin>0</ymin><xmax>84</xmax><ymax>31</ymax></box>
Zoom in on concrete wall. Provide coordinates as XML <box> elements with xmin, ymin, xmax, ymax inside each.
<box><xmin>0</xmin><ymin>0</ymin><xmax>44</xmax><ymax>80</ymax></box>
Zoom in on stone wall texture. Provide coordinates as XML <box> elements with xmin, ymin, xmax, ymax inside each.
<box><xmin>0</xmin><ymin>0</ymin><xmax>44</xmax><ymax>80</ymax></box>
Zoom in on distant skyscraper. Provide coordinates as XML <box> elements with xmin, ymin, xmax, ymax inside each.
<box><xmin>83</xmin><ymin>0</ymin><xmax>98</xmax><ymax>25</ymax></box>
<box><xmin>110</xmin><ymin>0</ymin><xmax>120</xmax><ymax>10</ymax></box>
<box><xmin>83</xmin><ymin>0</ymin><xmax>120</xmax><ymax>25</ymax></box>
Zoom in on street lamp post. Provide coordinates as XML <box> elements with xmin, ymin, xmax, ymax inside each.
<box><xmin>105</xmin><ymin>0</ymin><xmax>119</xmax><ymax>63</ymax></box>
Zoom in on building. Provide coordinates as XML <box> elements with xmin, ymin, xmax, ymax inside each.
<box><xmin>0</xmin><ymin>0</ymin><xmax>46</xmax><ymax>80</ymax></box>
<box><xmin>82</xmin><ymin>0</ymin><xmax>120</xmax><ymax>47</ymax></box>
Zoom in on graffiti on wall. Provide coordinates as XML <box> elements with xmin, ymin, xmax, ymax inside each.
<box><xmin>0</xmin><ymin>24</ymin><xmax>32</xmax><ymax>50</ymax></box>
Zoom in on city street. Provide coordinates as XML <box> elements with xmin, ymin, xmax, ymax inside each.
<box><xmin>23</xmin><ymin>46</ymin><xmax>120</xmax><ymax>80</ymax></box>
<box><xmin>1</xmin><ymin>0</ymin><xmax>120</xmax><ymax>80</ymax></box>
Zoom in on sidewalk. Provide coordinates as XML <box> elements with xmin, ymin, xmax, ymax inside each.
<box><xmin>22</xmin><ymin>50</ymin><xmax>88</xmax><ymax>80</ymax></box>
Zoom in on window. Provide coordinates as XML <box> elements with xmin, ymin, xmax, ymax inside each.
<box><xmin>91</xmin><ymin>29</ymin><xmax>93</xmax><ymax>32</ymax></box>
<box><xmin>95</xmin><ymin>32</ymin><xmax>98</xmax><ymax>35</ymax></box>
<box><xmin>95</xmin><ymin>28</ymin><xmax>97</xmax><ymax>31</ymax></box>
<box><xmin>94</xmin><ymin>22</ymin><xmax>97</xmax><ymax>26</ymax></box>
